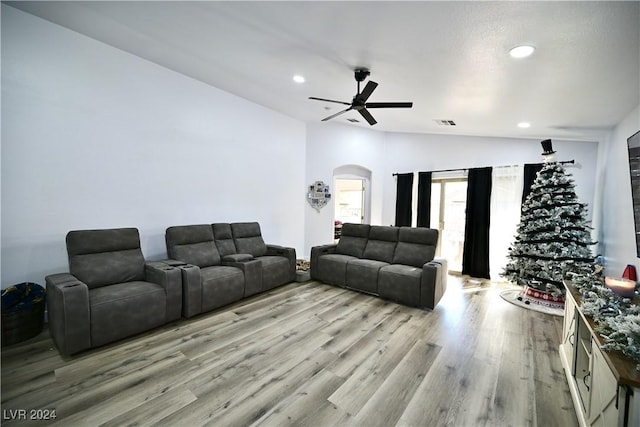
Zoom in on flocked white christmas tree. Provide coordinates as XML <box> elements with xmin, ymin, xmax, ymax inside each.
<box><xmin>502</xmin><ymin>140</ymin><xmax>596</xmax><ymax>300</ymax></box>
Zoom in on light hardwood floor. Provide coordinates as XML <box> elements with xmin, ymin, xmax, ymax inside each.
<box><xmin>1</xmin><ymin>277</ymin><xmax>578</xmax><ymax>427</ymax></box>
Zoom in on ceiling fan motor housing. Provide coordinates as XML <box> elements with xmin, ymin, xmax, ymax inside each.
<box><xmin>354</xmin><ymin>68</ymin><xmax>370</xmax><ymax>82</ymax></box>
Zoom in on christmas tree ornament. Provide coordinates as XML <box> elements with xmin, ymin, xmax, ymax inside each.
<box><xmin>541</xmin><ymin>138</ymin><xmax>557</xmax><ymax>163</ymax></box>
<box><xmin>623</xmin><ymin>264</ymin><xmax>637</xmax><ymax>281</ymax></box>
<box><xmin>541</xmin><ymin>138</ymin><xmax>556</xmax><ymax>155</ymax></box>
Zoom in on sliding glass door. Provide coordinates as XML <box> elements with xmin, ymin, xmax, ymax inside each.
<box><xmin>430</xmin><ymin>178</ymin><xmax>468</xmax><ymax>273</ymax></box>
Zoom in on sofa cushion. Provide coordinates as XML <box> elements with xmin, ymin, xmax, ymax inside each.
<box><xmin>231</xmin><ymin>222</ymin><xmax>267</xmax><ymax>257</ymax></box>
<box><xmin>200</xmin><ymin>266</ymin><xmax>245</xmax><ymax>311</ymax></box>
<box><xmin>90</xmin><ymin>280</ymin><xmax>166</xmax><ymax>346</ymax></box>
<box><xmin>213</xmin><ymin>223</ymin><xmax>237</xmax><ymax>257</ymax></box>
<box><xmin>258</xmin><ymin>256</ymin><xmax>292</xmax><ymax>290</ymax></box>
<box><xmin>346</xmin><ymin>258</ymin><xmax>389</xmax><ymax>294</ymax></box>
<box><xmin>166</xmin><ymin>225</ymin><xmax>220</xmax><ymax>268</ymax></box>
<box><xmin>316</xmin><ymin>254</ymin><xmax>356</xmax><ymax>286</ymax></box>
<box><xmin>378</xmin><ymin>264</ymin><xmax>422</xmax><ymax>307</ymax></box>
<box><xmin>392</xmin><ymin>227</ymin><xmax>438</xmax><ymax>267</ymax></box>
<box><xmin>336</xmin><ymin>223</ymin><xmax>371</xmax><ymax>258</ymax></box>
<box><xmin>67</xmin><ymin>228</ymin><xmax>146</xmax><ymax>289</ymax></box>
<box><xmin>362</xmin><ymin>226</ymin><xmax>399</xmax><ymax>263</ymax></box>
<box><xmin>172</xmin><ymin>241</ymin><xmax>221</xmax><ymax>268</ymax></box>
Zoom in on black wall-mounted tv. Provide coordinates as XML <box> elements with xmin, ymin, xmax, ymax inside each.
<box><xmin>628</xmin><ymin>130</ymin><xmax>640</xmax><ymax>257</ymax></box>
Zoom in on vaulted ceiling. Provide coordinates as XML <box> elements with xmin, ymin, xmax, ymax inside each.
<box><xmin>6</xmin><ymin>1</ymin><xmax>639</xmax><ymax>141</ymax></box>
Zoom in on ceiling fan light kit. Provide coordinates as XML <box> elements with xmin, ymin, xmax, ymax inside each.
<box><xmin>309</xmin><ymin>68</ymin><xmax>413</xmax><ymax>126</ymax></box>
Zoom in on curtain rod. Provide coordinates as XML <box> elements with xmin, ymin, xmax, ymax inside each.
<box><xmin>392</xmin><ymin>159</ymin><xmax>575</xmax><ymax>177</ymax></box>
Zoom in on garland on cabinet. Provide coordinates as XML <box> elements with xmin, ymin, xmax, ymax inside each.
<box><xmin>571</xmin><ymin>268</ymin><xmax>640</xmax><ymax>369</ymax></box>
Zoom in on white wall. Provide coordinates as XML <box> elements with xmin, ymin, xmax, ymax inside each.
<box><xmin>304</xmin><ymin>123</ymin><xmax>386</xmax><ymax>257</ymax></box>
<box><xmin>381</xmin><ymin>133</ymin><xmax>600</xmax><ymax>227</ymax></box>
<box><xmin>304</xmin><ymin>123</ymin><xmax>599</xmax><ymax>258</ymax></box>
<box><xmin>597</xmin><ymin>105</ymin><xmax>640</xmax><ymax>276</ymax></box>
<box><xmin>1</xmin><ymin>6</ymin><xmax>306</xmax><ymax>287</ymax></box>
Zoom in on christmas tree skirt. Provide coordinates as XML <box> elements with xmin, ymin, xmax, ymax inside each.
<box><xmin>500</xmin><ymin>287</ymin><xmax>564</xmax><ymax>317</ymax></box>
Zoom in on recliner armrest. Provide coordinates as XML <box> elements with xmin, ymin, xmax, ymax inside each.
<box><xmin>45</xmin><ymin>273</ymin><xmax>91</xmax><ymax>356</ymax></box>
<box><xmin>266</xmin><ymin>244</ymin><xmax>297</xmax><ymax>281</ymax></box>
<box><xmin>160</xmin><ymin>259</ymin><xmax>191</xmax><ymax>267</ymax></box>
<box><xmin>310</xmin><ymin>244</ymin><xmax>338</xmax><ymax>280</ymax></box>
<box><xmin>145</xmin><ymin>261</ymin><xmax>182</xmax><ymax>322</ymax></box>
<box><xmin>266</xmin><ymin>244</ymin><xmax>296</xmax><ymax>259</ymax></box>
<box><xmin>222</xmin><ymin>258</ymin><xmax>263</xmax><ymax>297</ymax></box>
<box><xmin>420</xmin><ymin>258</ymin><xmax>448</xmax><ymax>309</ymax></box>
<box><xmin>223</xmin><ymin>254</ymin><xmax>254</xmax><ymax>262</ymax></box>
<box><xmin>158</xmin><ymin>259</ymin><xmax>201</xmax><ymax>318</ymax></box>
<box><xmin>431</xmin><ymin>257</ymin><xmax>448</xmax><ymax>289</ymax></box>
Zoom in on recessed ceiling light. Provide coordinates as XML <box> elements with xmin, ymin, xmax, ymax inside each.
<box><xmin>518</xmin><ymin>122</ymin><xmax>531</xmax><ymax>128</ymax></box>
<box><xmin>509</xmin><ymin>45</ymin><xmax>535</xmax><ymax>58</ymax></box>
<box><xmin>293</xmin><ymin>75</ymin><xmax>305</xmax><ymax>83</ymax></box>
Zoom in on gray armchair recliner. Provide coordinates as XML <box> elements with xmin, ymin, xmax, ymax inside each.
<box><xmin>45</xmin><ymin>228</ymin><xmax>182</xmax><ymax>356</ymax></box>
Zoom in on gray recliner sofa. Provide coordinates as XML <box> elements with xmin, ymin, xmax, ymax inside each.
<box><xmin>164</xmin><ymin>222</ymin><xmax>296</xmax><ymax>318</ymax></box>
<box><xmin>45</xmin><ymin>228</ymin><xmax>182</xmax><ymax>356</ymax></box>
<box><xmin>311</xmin><ymin>223</ymin><xmax>447</xmax><ymax>309</ymax></box>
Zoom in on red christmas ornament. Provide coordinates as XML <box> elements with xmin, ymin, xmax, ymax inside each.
<box><xmin>622</xmin><ymin>264</ymin><xmax>637</xmax><ymax>282</ymax></box>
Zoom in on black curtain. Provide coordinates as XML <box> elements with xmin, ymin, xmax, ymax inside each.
<box><xmin>462</xmin><ymin>167</ymin><xmax>492</xmax><ymax>279</ymax></box>
<box><xmin>522</xmin><ymin>163</ymin><xmax>543</xmax><ymax>204</ymax></box>
<box><xmin>394</xmin><ymin>173</ymin><xmax>414</xmax><ymax>226</ymax></box>
<box><xmin>416</xmin><ymin>172</ymin><xmax>432</xmax><ymax>228</ymax></box>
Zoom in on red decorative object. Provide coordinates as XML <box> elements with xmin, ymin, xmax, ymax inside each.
<box><xmin>516</xmin><ymin>285</ymin><xmax>565</xmax><ymax>310</ymax></box>
<box><xmin>622</xmin><ymin>264</ymin><xmax>637</xmax><ymax>282</ymax></box>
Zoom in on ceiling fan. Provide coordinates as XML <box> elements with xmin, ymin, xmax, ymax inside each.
<box><xmin>309</xmin><ymin>68</ymin><xmax>413</xmax><ymax>126</ymax></box>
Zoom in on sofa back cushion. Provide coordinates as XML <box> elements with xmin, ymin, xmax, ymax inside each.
<box><xmin>165</xmin><ymin>224</ymin><xmax>221</xmax><ymax>268</ymax></box>
<box><xmin>212</xmin><ymin>223</ymin><xmax>237</xmax><ymax>257</ymax></box>
<box><xmin>393</xmin><ymin>227</ymin><xmax>438</xmax><ymax>267</ymax></box>
<box><xmin>336</xmin><ymin>223</ymin><xmax>371</xmax><ymax>258</ymax></box>
<box><xmin>363</xmin><ymin>226</ymin><xmax>399</xmax><ymax>263</ymax></box>
<box><xmin>231</xmin><ymin>222</ymin><xmax>267</xmax><ymax>257</ymax></box>
<box><xmin>67</xmin><ymin>228</ymin><xmax>145</xmax><ymax>289</ymax></box>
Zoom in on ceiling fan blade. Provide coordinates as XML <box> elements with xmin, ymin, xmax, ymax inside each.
<box><xmin>322</xmin><ymin>107</ymin><xmax>352</xmax><ymax>122</ymax></box>
<box><xmin>356</xmin><ymin>81</ymin><xmax>378</xmax><ymax>103</ymax></box>
<box><xmin>309</xmin><ymin>96</ymin><xmax>351</xmax><ymax>106</ymax></box>
<box><xmin>365</xmin><ymin>102</ymin><xmax>413</xmax><ymax>109</ymax></box>
<box><xmin>358</xmin><ymin>108</ymin><xmax>377</xmax><ymax>125</ymax></box>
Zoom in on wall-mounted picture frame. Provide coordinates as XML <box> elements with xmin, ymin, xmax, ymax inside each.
<box><xmin>627</xmin><ymin>130</ymin><xmax>640</xmax><ymax>257</ymax></box>
<box><xmin>307</xmin><ymin>181</ymin><xmax>331</xmax><ymax>211</ymax></box>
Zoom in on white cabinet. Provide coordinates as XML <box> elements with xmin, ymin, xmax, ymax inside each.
<box><xmin>588</xmin><ymin>342</ymin><xmax>619</xmax><ymax>427</ymax></box>
<box><xmin>560</xmin><ymin>282</ymin><xmax>640</xmax><ymax>427</ymax></box>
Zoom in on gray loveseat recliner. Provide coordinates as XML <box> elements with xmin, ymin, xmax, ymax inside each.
<box><xmin>45</xmin><ymin>228</ymin><xmax>182</xmax><ymax>356</ymax></box>
<box><xmin>311</xmin><ymin>223</ymin><xmax>448</xmax><ymax>309</ymax></box>
<box><xmin>164</xmin><ymin>222</ymin><xmax>296</xmax><ymax>318</ymax></box>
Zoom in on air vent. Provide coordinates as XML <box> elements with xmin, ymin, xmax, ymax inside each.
<box><xmin>346</xmin><ymin>118</ymin><xmax>360</xmax><ymax>123</ymax></box>
<box><xmin>434</xmin><ymin>119</ymin><xmax>457</xmax><ymax>126</ymax></box>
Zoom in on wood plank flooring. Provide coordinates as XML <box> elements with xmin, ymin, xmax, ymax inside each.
<box><xmin>1</xmin><ymin>277</ymin><xmax>578</xmax><ymax>426</ymax></box>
